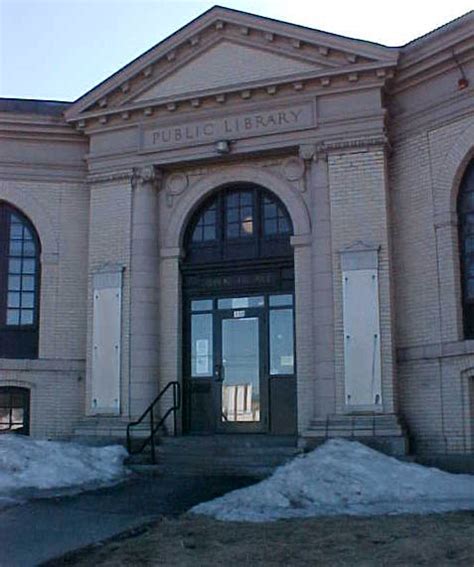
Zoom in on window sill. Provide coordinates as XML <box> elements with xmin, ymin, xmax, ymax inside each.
<box><xmin>0</xmin><ymin>358</ymin><xmax>85</xmax><ymax>372</ymax></box>
<box><xmin>397</xmin><ymin>339</ymin><xmax>474</xmax><ymax>362</ymax></box>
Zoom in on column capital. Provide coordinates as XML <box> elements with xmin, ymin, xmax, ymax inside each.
<box><xmin>132</xmin><ymin>165</ymin><xmax>163</xmax><ymax>190</ymax></box>
<box><xmin>298</xmin><ymin>143</ymin><xmax>328</xmax><ymax>162</ymax></box>
<box><xmin>298</xmin><ymin>143</ymin><xmax>318</xmax><ymax>162</ymax></box>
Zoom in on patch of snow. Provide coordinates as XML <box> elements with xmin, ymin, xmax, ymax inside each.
<box><xmin>192</xmin><ymin>439</ymin><xmax>474</xmax><ymax>522</ymax></box>
<box><xmin>0</xmin><ymin>435</ymin><xmax>128</xmax><ymax>509</ymax></box>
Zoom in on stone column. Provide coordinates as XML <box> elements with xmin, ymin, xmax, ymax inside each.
<box><xmin>158</xmin><ymin>246</ymin><xmax>182</xmax><ymax>434</ymax></box>
<box><xmin>301</xmin><ymin>145</ymin><xmax>337</xmax><ymax>419</ymax></box>
<box><xmin>291</xmin><ymin>233</ymin><xmax>315</xmax><ymax>433</ymax></box>
<box><xmin>129</xmin><ymin>166</ymin><xmax>162</xmax><ymax>418</ymax></box>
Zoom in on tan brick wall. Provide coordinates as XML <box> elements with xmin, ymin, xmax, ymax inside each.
<box><xmin>0</xmin><ymin>179</ymin><xmax>89</xmax><ymax>437</ymax></box>
<box><xmin>391</xmin><ymin>114</ymin><xmax>474</xmax><ymax>454</ymax></box>
<box><xmin>86</xmin><ymin>176</ymin><xmax>133</xmax><ymax>417</ymax></box>
<box><xmin>328</xmin><ymin>148</ymin><xmax>397</xmax><ymax>415</ymax></box>
<box><xmin>0</xmin><ymin>360</ymin><xmax>85</xmax><ymax>438</ymax></box>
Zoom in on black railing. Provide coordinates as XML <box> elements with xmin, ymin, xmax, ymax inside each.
<box><xmin>126</xmin><ymin>381</ymin><xmax>181</xmax><ymax>464</ymax></box>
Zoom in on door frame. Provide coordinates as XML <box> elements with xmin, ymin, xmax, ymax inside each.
<box><xmin>214</xmin><ymin>307</ymin><xmax>268</xmax><ymax>433</ymax></box>
<box><xmin>183</xmin><ymin>286</ymin><xmax>297</xmax><ymax>435</ymax></box>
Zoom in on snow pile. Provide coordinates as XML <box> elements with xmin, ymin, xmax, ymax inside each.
<box><xmin>192</xmin><ymin>439</ymin><xmax>474</xmax><ymax>522</ymax></box>
<box><xmin>0</xmin><ymin>435</ymin><xmax>128</xmax><ymax>508</ymax></box>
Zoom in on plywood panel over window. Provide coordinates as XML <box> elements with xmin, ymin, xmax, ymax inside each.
<box><xmin>341</xmin><ymin>247</ymin><xmax>382</xmax><ymax>411</ymax></box>
<box><xmin>91</xmin><ymin>271</ymin><xmax>122</xmax><ymax>415</ymax></box>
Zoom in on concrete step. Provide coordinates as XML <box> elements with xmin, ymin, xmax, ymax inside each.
<box><xmin>126</xmin><ymin>434</ymin><xmax>302</xmax><ymax>477</ymax></box>
<box><xmin>158</xmin><ymin>434</ymin><xmax>298</xmax><ymax>448</ymax></box>
<box><xmin>128</xmin><ymin>463</ymin><xmax>277</xmax><ymax>478</ymax></box>
<box><xmin>155</xmin><ymin>447</ymin><xmax>298</xmax><ymax>459</ymax></box>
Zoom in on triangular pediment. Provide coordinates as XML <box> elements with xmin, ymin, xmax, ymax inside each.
<box><xmin>133</xmin><ymin>41</ymin><xmax>324</xmax><ymax>103</ymax></box>
<box><xmin>65</xmin><ymin>6</ymin><xmax>398</xmax><ymax>121</ymax></box>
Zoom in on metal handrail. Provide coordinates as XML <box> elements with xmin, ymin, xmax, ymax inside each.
<box><xmin>126</xmin><ymin>381</ymin><xmax>181</xmax><ymax>464</ymax></box>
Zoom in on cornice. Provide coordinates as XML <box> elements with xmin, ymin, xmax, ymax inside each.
<box><xmin>400</xmin><ymin>11</ymin><xmax>473</xmax><ymax>63</ymax></box>
<box><xmin>0</xmin><ymin>131</ymin><xmax>86</xmax><ymax>145</ymax></box>
<box><xmin>86</xmin><ymin>169</ymin><xmax>135</xmax><ymax>185</ymax></box>
<box><xmin>70</xmin><ymin>69</ymin><xmax>392</xmax><ymax>134</ymax></box>
<box><xmin>0</xmin><ymin>163</ymin><xmax>87</xmax><ymax>183</ymax></box>
<box><xmin>393</xmin><ymin>33</ymin><xmax>473</xmax><ymax>93</ymax></box>
<box><xmin>389</xmin><ymin>88</ymin><xmax>473</xmax><ymax>142</ymax></box>
<box><xmin>206</xmin><ymin>8</ymin><xmax>397</xmax><ymax>60</ymax></box>
<box><xmin>0</xmin><ymin>114</ymin><xmax>85</xmax><ymax>144</ymax></box>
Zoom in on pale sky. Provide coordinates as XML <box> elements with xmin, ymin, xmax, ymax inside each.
<box><xmin>0</xmin><ymin>0</ymin><xmax>472</xmax><ymax>101</ymax></box>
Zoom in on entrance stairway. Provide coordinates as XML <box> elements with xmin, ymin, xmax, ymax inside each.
<box><xmin>126</xmin><ymin>434</ymin><xmax>302</xmax><ymax>478</ymax></box>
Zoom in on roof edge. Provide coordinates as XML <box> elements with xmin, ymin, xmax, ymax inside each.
<box><xmin>0</xmin><ymin>97</ymin><xmax>72</xmax><ymax>117</ymax></box>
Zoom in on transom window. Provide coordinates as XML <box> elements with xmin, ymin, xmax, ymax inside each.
<box><xmin>191</xmin><ymin>201</ymin><xmax>217</xmax><ymax>243</ymax></box>
<box><xmin>185</xmin><ymin>185</ymin><xmax>293</xmax><ymax>264</ymax></box>
<box><xmin>263</xmin><ymin>196</ymin><xmax>291</xmax><ymax>235</ymax></box>
<box><xmin>226</xmin><ymin>191</ymin><xmax>254</xmax><ymax>239</ymax></box>
<box><xmin>0</xmin><ymin>202</ymin><xmax>40</xmax><ymax>358</ymax></box>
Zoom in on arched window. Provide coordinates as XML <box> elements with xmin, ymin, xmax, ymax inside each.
<box><xmin>185</xmin><ymin>184</ymin><xmax>293</xmax><ymax>264</ymax></box>
<box><xmin>0</xmin><ymin>202</ymin><xmax>41</xmax><ymax>358</ymax></box>
<box><xmin>458</xmin><ymin>160</ymin><xmax>474</xmax><ymax>338</ymax></box>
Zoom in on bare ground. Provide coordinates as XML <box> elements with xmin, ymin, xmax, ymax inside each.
<box><xmin>53</xmin><ymin>511</ymin><xmax>474</xmax><ymax>566</ymax></box>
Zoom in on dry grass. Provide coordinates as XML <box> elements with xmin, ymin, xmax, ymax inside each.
<box><xmin>59</xmin><ymin>511</ymin><xmax>474</xmax><ymax>566</ymax></box>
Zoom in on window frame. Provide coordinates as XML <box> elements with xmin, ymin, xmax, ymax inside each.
<box><xmin>185</xmin><ymin>184</ymin><xmax>293</xmax><ymax>265</ymax></box>
<box><xmin>0</xmin><ymin>386</ymin><xmax>30</xmax><ymax>435</ymax></box>
<box><xmin>0</xmin><ymin>202</ymin><xmax>41</xmax><ymax>358</ymax></box>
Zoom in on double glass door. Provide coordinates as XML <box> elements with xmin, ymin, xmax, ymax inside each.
<box><xmin>188</xmin><ymin>294</ymin><xmax>294</xmax><ymax>433</ymax></box>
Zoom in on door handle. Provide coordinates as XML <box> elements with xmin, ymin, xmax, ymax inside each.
<box><xmin>214</xmin><ymin>363</ymin><xmax>225</xmax><ymax>382</ymax></box>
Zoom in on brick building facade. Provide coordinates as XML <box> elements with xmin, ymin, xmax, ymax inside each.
<box><xmin>0</xmin><ymin>7</ymin><xmax>473</xmax><ymax>462</ymax></box>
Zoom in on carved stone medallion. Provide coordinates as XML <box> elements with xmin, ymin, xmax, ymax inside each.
<box><xmin>281</xmin><ymin>156</ymin><xmax>305</xmax><ymax>181</ymax></box>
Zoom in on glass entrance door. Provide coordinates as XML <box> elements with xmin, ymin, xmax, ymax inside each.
<box><xmin>219</xmin><ymin>316</ymin><xmax>260</xmax><ymax>425</ymax></box>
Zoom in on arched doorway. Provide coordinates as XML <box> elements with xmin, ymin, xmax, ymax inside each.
<box><xmin>181</xmin><ymin>183</ymin><xmax>296</xmax><ymax>434</ymax></box>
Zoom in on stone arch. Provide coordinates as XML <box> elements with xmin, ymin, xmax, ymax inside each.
<box><xmin>164</xmin><ymin>165</ymin><xmax>311</xmax><ymax>250</ymax></box>
<box><xmin>435</xmin><ymin>122</ymin><xmax>474</xmax><ymax>216</ymax></box>
<box><xmin>432</xmin><ymin>122</ymin><xmax>474</xmax><ymax>342</ymax></box>
<box><xmin>0</xmin><ymin>182</ymin><xmax>59</xmax><ymax>261</ymax></box>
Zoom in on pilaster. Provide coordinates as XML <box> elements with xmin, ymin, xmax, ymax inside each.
<box><xmin>291</xmin><ymin>233</ymin><xmax>314</xmax><ymax>433</ymax></box>
<box><xmin>129</xmin><ymin>165</ymin><xmax>163</xmax><ymax>418</ymax></box>
<box><xmin>300</xmin><ymin>146</ymin><xmax>337</xmax><ymax>419</ymax></box>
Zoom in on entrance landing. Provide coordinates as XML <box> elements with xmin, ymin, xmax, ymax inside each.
<box><xmin>127</xmin><ymin>434</ymin><xmax>301</xmax><ymax>477</ymax></box>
